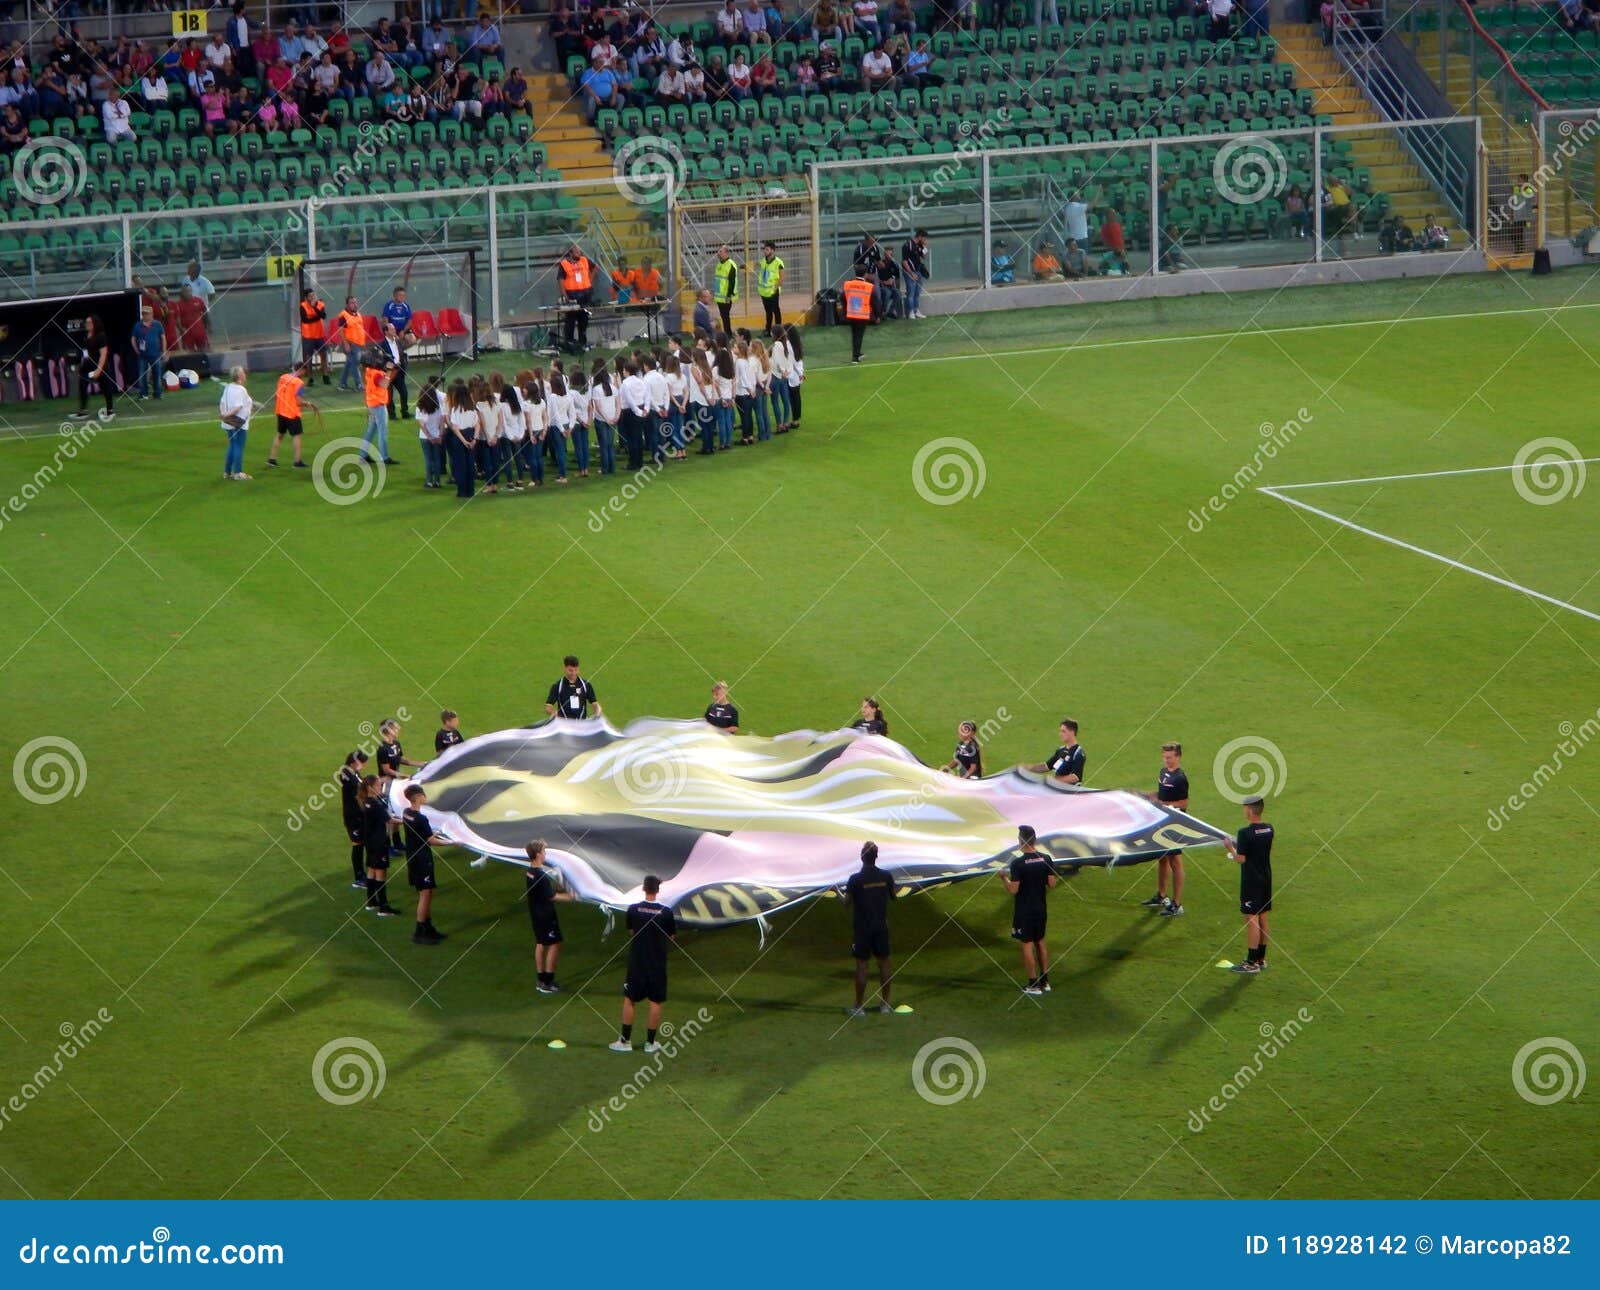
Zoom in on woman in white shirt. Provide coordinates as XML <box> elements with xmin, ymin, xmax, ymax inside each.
<box><xmin>782</xmin><ymin>324</ymin><xmax>805</xmax><ymax>430</ymax></box>
<box><xmin>445</xmin><ymin>378</ymin><xmax>478</xmax><ymax>498</ymax></box>
<box><xmin>769</xmin><ymin>330</ymin><xmax>793</xmax><ymax>431</ymax></box>
<box><xmin>568</xmin><ymin>368</ymin><xmax>592</xmax><ymax>477</ymax></box>
<box><xmin>732</xmin><ymin>340</ymin><xmax>757</xmax><ymax>446</ymax></box>
<box><xmin>588</xmin><ymin>363</ymin><xmax>620</xmax><ymax>475</ymax></box>
<box><xmin>750</xmin><ymin>339</ymin><xmax>774</xmax><ymax>442</ymax></box>
<box><xmin>688</xmin><ymin>351</ymin><xmax>715</xmax><ymax>455</ymax></box>
<box><xmin>415</xmin><ymin>377</ymin><xmax>445</xmax><ymax>488</ymax></box>
<box><xmin>663</xmin><ymin>354</ymin><xmax>688</xmax><ymax>461</ymax></box>
<box><xmin>218</xmin><ymin>365</ymin><xmax>253</xmax><ymax>480</ymax></box>
<box><xmin>545</xmin><ymin>371</ymin><xmax>571</xmax><ymax>483</ymax></box>
<box><xmin>713</xmin><ymin>346</ymin><xmax>736</xmax><ymax>450</ymax></box>
<box><xmin>519</xmin><ymin>371</ymin><xmax>548</xmax><ymax>487</ymax></box>
<box><xmin>468</xmin><ymin>375</ymin><xmax>500</xmax><ymax>494</ymax></box>
<box><xmin>492</xmin><ymin>371</ymin><xmax>526</xmax><ymax>492</ymax></box>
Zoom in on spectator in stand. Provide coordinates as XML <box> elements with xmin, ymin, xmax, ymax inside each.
<box><xmin>854</xmin><ymin>0</ymin><xmax>884</xmax><ymax>43</ymax></box>
<box><xmin>1099</xmin><ymin>208</ymin><xmax>1129</xmax><ymax>273</ymax></box>
<box><xmin>1062</xmin><ymin>239</ymin><xmax>1092</xmax><ymax>278</ymax></box>
<box><xmin>303</xmin><ymin>24</ymin><xmax>329</xmax><ymax>62</ymax></box>
<box><xmin>716</xmin><ymin>0</ymin><xmax>746</xmax><ymax>40</ymax></box>
<box><xmin>813</xmin><ymin>0</ymin><xmax>846</xmax><ymax>41</ymax></box>
<box><xmin>656</xmin><ymin>61</ymin><xmax>687</xmax><ymax>105</ymax></box>
<box><xmin>793</xmin><ymin>53</ymin><xmax>818</xmax><ymax>92</ymax></box>
<box><xmin>312</xmin><ymin>50</ymin><xmax>339</xmax><ymax>97</ymax></box>
<box><xmin>744</xmin><ymin>0</ymin><xmax>773</xmax><ymax>45</ymax></box>
<box><xmin>587</xmin><ymin>25</ymin><xmax>619</xmax><ymax>71</ymax></box>
<box><xmin>727</xmin><ymin>50</ymin><xmax>754</xmax><ymax>101</ymax></box>
<box><xmin>1207</xmin><ymin>0</ymin><xmax>1234</xmax><ymax>40</ymax></box>
<box><xmin>102</xmin><ymin>86</ymin><xmax>134</xmax><ymax>142</ymax></box>
<box><xmin>579</xmin><ymin>53</ymin><xmax>622</xmax><ymax>121</ymax></box>
<box><xmin>37</xmin><ymin>63</ymin><xmax>68</xmax><ymax>117</ymax></box>
<box><xmin>137</xmin><ymin>65</ymin><xmax>167</xmax><ymax>107</ymax></box>
<box><xmin>551</xmin><ymin>3</ymin><xmax>585</xmax><ymax>65</ymax></box>
<box><xmin>861</xmin><ymin>41</ymin><xmax>895</xmax><ymax>92</ymax></box>
<box><xmin>337</xmin><ymin>48</ymin><xmax>363</xmax><ymax>100</ymax></box>
<box><xmin>366</xmin><ymin>49</ymin><xmax>397</xmax><ymax>97</ymax></box>
<box><xmin>505</xmin><ymin>67</ymin><xmax>529</xmax><ymax>116</ymax></box>
<box><xmin>875</xmin><ymin>252</ymin><xmax>901</xmax><ymax>318</ymax></box>
<box><xmin>0</xmin><ymin>105</ymin><xmax>27</xmax><ymax>152</ymax></box>
<box><xmin>1031</xmin><ymin>240</ymin><xmax>1064</xmax><ymax>281</ymax></box>
<box><xmin>704</xmin><ymin>52</ymin><xmax>730</xmax><ymax>99</ymax></box>
<box><xmin>751</xmin><ymin>51</ymin><xmax>778</xmax><ymax>95</ymax></box>
<box><xmin>667</xmin><ymin>31</ymin><xmax>698</xmax><ymax>69</ymax></box>
<box><xmin>200</xmin><ymin>83</ymin><xmax>229</xmax><ymax>136</ymax></box>
<box><xmin>817</xmin><ymin>41</ymin><xmax>844</xmax><ymax>88</ymax></box>
<box><xmin>1033</xmin><ymin>0</ymin><xmax>1060</xmax><ymax>26</ymax></box>
<box><xmin>227</xmin><ymin>2</ymin><xmax>254</xmax><ymax>76</ymax></box>
<box><xmin>250</xmin><ymin>26</ymin><xmax>277</xmax><ymax>75</ymax></box>
<box><xmin>888</xmin><ymin>0</ymin><xmax>918</xmax><ymax>34</ymax></box>
<box><xmin>453</xmin><ymin>63</ymin><xmax>483</xmax><ymax>123</ymax></box>
<box><xmin>1284</xmin><ymin>184</ymin><xmax>1309</xmax><ymax>237</ymax></box>
<box><xmin>468</xmin><ymin>13</ymin><xmax>503</xmax><ymax>59</ymax></box>
<box><xmin>204</xmin><ymin>31</ymin><xmax>231</xmax><ymax>72</ymax></box>
<box><xmin>632</xmin><ymin>23</ymin><xmax>667</xmax><ymax>81</ymax></box>
<box><xmin>425</xmin><ymin>21</ymin><xmax>455</xmax><ymax>68</ymax></box>
<box><xmin>279</xmin><ymin>20</ymin><xmax>305</xmax><ymax>65</ymax></box>
<box><xmin>853</xmin><ymin>232</ymin><xmax>883</xmax><ymax>275</ymax></box>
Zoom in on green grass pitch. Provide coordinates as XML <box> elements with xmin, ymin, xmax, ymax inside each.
<box><xmin>1</xmin><ymin>269</ymin><xmax>1597</xmax><ymax>1200</ymax></box>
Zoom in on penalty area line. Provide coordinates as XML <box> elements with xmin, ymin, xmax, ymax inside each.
<box><xmin>1257</xmin><ymin>485</ymin><xmax>1600</xmax><ymax>626</ymax></box>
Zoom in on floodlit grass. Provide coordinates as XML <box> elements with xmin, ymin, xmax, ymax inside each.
<box><xmin>1</xmin><ymin>268</ymin><xmax>1597</xmax><ymax>1199</ymax></box>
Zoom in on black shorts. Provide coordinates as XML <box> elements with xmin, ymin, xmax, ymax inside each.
<box><xmin>1011</xmin><ymin>912</ymin><xmax>1048</xmax><ymax>943</ymax></box>
<box><xmin>623</xmin><ymin>968</ymin><xmax>667</xmax><ymax>1004</ymax></box>
<box><xmin>851</xmin><ymin>926</ymin><xmax>890</xmax><ymax>960</ymax></box>
<box><xmin>408</xmin><ymin>857</ymin><xmax>436</xmax><ymax>890</ymax></box>
<box><xmin>531</xmin><ymin>912</ymin><xmax>563</xmax><ymax>945</ymax></box>
<box><xmin>276</xmin><ymin>414</ymin><xmax>303</xmax><ymax>436</ymax></box>
<box><xmin>1162</xmin><ymin>849</ymin><xmax>1184</xmax><ymax>861</ymax></box>
<box><xmin>1240</xmin><ymin>889</ymin><xmax>1272</xmax><ymax>915</ymax></box>
<box><xmin>303</xmin><ymin>337</ymin><xmax>325</xmax><ymax>356</ymax></box>
<box><xmin>365</xmin><ymin>844</ymin><xmax>388</xmax><ymax>870</ymax></box>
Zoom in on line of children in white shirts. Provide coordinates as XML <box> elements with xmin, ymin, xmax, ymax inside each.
<box><xmin>411</xmin><ymin>327</ymin><xmax>806</xmax><ymax>497</ymax></box>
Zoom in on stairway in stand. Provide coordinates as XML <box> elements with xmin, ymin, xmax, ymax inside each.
<box><xmin>528</xmin><ymin>72</ymin><xmax>665</xmax><ymax>270</ymax></box>
<box><xmin>1275</xmin><ymin>24</ymin><xmax>1470</xmax><ymax>250</ymax></box>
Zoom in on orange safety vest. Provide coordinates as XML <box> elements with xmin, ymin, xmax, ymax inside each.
<box><xmin>275</xmin><ymin>372</ymin><xmax>304</xmax><ymax>418</ymax></box>
<box><xmin>560</xmin><ymin>256</ymin><xmax>593</xmax><ymax>293</ymax></box>
<box><xmin>634</xmin><ymin>267</ymin><xmax>661</xmax><ymax>297</ymax></box>
<box><xmin>299</xmin><ymin>299</ymin><xmax>326</xmax><ymax>339</ymax></box>
<box><xmin>339</xmin><ymin>309</ymin><xmax>366</xmax><ymax>347</ymax></box>
<box><xmin>363</xmin><ymin>365</ymin><xmax>389</xmax><ymax>408</ymax></box>
<box><xmin>842</xmin><ymin>278</ymin><xmax>874</xmax><ymax>321</ymax></box>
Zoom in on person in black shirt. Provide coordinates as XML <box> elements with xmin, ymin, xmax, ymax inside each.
<box><xmin>842</xmin><ymin>841</ymin><xmax>896</xmax><ymax>1015</ymax></box>
<box><xmin>1001</xmin><ymin>825</ymin><xmax>1059</xmax><ymax>994</ymax></box>
<box><xmin>850</xmin><ymin>696</ymin><xmax>889</xmax><ymax>737</ymax></box>
<box><xmin>358</xmin><ymin>774</ymin><xmax>400</xmax><ymax>916</ymax></box>
<box><xmin>338</xmin><ymin>750</ymin><xmax>370</xmax><ymax>888</ymax></box>
<box><xmin>941</xmin><ymin>720</ymin><xmax>982</xmax><ymax>777</ymax></box>
<box><xmin>611</xmin><ymin>875</ymin><xmax>676</xmax><ymax>1052</ymax></box>
<box><xmin>375</xmin><ymin>718</ymin><xmax>427</xmax><ymax>858</ymax></box>
<box><xmin>704</xmin><ymin>681</ymin><xmax>739</xmax><ymax>732</ymax></box>
<box><xmin>526</xmin><ymin>839</ymin><xmax>572</xmax><ymax>993</ymax></box>
<box><xmin>400</xmin><ymin>785</ymin><xmax>450</xmax><ymax>945</ymax></box>
<box><xmin>435</xmin><ymin>709</ymin><xmax>465</xmax><ymax>755</ymax></box>
<box><xmin>1223</xmin><ymin>796</ymin><xmax>1274</xmax><ymax>974</ymax></box>
<box><xmin>1028</xmin><ymin>718</ymin><xmax>1085</xmax><ymax>783</ymax></box>
<box><xmin>1141</xmin><ymin>742</ymin><xmax>1188</xmax><ymax>917</ymax></box>
<box><xmin>546</xmin><ymin>654</ymin><xmax>601</xmax><ymax>720</ymax></box>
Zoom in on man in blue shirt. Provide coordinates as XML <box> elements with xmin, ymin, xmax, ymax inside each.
<box><xmin>467</xmin><ymin>14</ymin><xmax>502</xmax><ymax>58</ymax></box>
<box><xmin>131</xmin><ymin>304</ymin><xmax>166</xmax><ymax>399</ymax></box>
<box><xmin>579</xmin><ymin>58</ymin><xmax>621</xmax><ymax>121</ymax></box>
<box><xmin>381</xmin><ymin>287</ymin><xmax>413</xmax><ymax>338</ymax></box>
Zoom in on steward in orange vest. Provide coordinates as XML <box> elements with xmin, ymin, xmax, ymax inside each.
<box><xmin>842</xmin><ymin>276</ymin><xmax>876</xmax><ymax>364</ymax></box>
<box><xmin>558</xmin><ymin>244</ymin><xmax>597</xmax><ymax>352</ymax></box>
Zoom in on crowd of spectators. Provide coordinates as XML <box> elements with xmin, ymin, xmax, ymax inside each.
<box><xmin>0</xmin><ymin>5</ymin><xmax>528</xmax><ymax>153</ymax></box>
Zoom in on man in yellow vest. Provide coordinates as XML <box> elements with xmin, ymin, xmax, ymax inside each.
<box><xmin>757</xmin><ymin>240</ymin><xmax>784</xmax><ymax>336</ymax></box>
<box><xmin>557</xmin><ymin>243</ymin><xmax>597</xmax><ymax>351</ymax></box>
<box><xmin>841</xmin><ymin>272</ymin><xmax>875</xmax><ymax>364</ymax></box>
<box><xmin>711</xmin><ymin>245</ymin><xmax>737</xmax><ymax>335</ymax></box>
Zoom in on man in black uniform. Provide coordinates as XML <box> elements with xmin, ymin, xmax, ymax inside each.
<box><xmin>1030</xmin><ymin>718</ymin><xmax>1085</xmax><ymax>783</ymax></box>
<box><xmin>376</xmin><ymin>718</ymin><xmax>427</xmax><ymax>858</ymax></box>
<box><xmin>399</xmin><ymin>784</ymin><xmax>450</xmax><ymax>945</ymax></box>
<box><xmin>1222</xmin><ymin>796</ymin><xmax>1273</xmax><ymax>974</ymax></box>
<box><xmin>526</xmin><ymin>840</ymin><xmax>572</xmax><ymax>993</ymax></box>
<box><xmin>704</xmin><ymin>681</ymin><xmax>739</xmax><ymax>732</ymax></box>
<box><xmin>1142</xmin><ymin>741</ymin><xmax>1188</xmax><ymax>917</ymax></box>
<box><xmin>359</xmin><ymin>773</ymin><xmax>401</xmax><ymax>917</ymax></box>
<box><xmin>435</xmin><ymin>709</ymin><xmax>464</xmax><ymax>755</ymax></box>
<box><xmin>612</xmin><ymin>875</ymin><xmax>676</xmax><ymax>1052</ymax></box>
<box><xmin>1001</xmin><ymin>825</ymin><xmax>1058</xmax><ymax>994</ymax></box>
<box><xmin>338</xmin><ymin>749</ymin><xmax>369</xmax><ymax>889</ymax></box>
<box><xmin>843</xmin><ymin>841</ymin><xmax>896</xmax><ymax>1015</ymax></box>
<box><xmin>546</xmin><ymin>655</ymin><xmax>601</xmax><ymax>720</ymax></box>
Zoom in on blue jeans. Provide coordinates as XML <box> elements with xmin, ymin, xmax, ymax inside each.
<box><xmin>754</xmin><ymin>392</ymin><xmax>771</xmax><ymax>440</ymax></box>
<box><xmin>735</xmin><ymin>394</ymin><xmax>755</xmax><ymax>440</ymax></box>
<box><xmin>526</xmin><ymin>435</ymin><xmax>544</xmax><ymax>484</ymax></box>
<box><xmin>363</xmin><ymin>406</ymin><xmax>389</xmax><ymax>459</ymax></box>
<box><xmin>695</xmin><ymin>405</ymin><xmax>715</xmax><ymax>452</ymax></box>
<box><xmin>547</xmin><ymin>428</ymin><xmax>568</xmax><ymax>478</ymax></box>
<box><xmin>421</xmin><ymin>438</ymin><xmax>443</xmax><ymax>484</ymax></box>
<box><xmin>595</xmin><ymin>419</ymin><xmax>616</xmax><ymax>473</ymax></box>
<box><xmin>770</xmin><ymin>381</ymin><xmax>791</xmax><ymax>426</ymax></box>
<box><xmin>572</xmin><ymin>424</ymin><xmax>590</xmax><ymax>471</ymax></box>
<box><xmin>716</xmin><ymin>404</ymin><xmax>734</xmax><ymax>449</ymax></box>
<box><xmin>136</xmin><ymin>353</ymin><xmax>162</xmax><ymax>397</ymax></box>
<box><xmin>905</xmin><ymin>276</ymin><xmax>923</xmax><ymax>315</ymax></box>
<box><xmin>340</xmin><ymin>346</ymin><xmax>361</xmax><ymax>389</ymax></box>
<box><xmin>448</xmin><ymin>435</ymin><xmax>475</xmax><ymax>496</ymax></box>
<box><xmin>667</xmin><ymin>408</ymin><xmax>685</xmax><ymax>451</ymax></box>
<box><xmin>223</xmin><ymin>424</ymin><xmax>246</xmax><ymax>475</ymax></box>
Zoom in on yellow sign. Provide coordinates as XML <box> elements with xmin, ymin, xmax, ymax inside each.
<box><xmin>266</xmin><ymin>254</ymin><xmax>304</xmax><ymax>282</ymax></box>
<box><xmin>172</xmin><ymin>10</ymin><xmax>205</xmax><ymax>36</ymax></box>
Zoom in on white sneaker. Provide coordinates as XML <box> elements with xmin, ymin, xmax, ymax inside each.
<box><xmin>642</xmin><ymin>1041</ymin><xmax>660</xmax><ymax>1053</ymax></box>
<box><xmin>97</xmin><ymin>408</ymin><xmax>115</xmax><ymax>422</ymax></box>
<box><xmin>608</xmin><ymin>1040</ymin><xmax>632</xmax><ymax>1052</ymax></box>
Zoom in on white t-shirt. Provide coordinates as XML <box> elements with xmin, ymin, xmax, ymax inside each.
<box><xmin>475</xmin><ymin>398</ymin><xmax>499</xmax><ymax>439</ymax></box>
<box><xmin>734</xmin><ymin>356</ymin><xmax>756</xmax><ymax>397</ymax></box>
<box><xmin>715</xmin><ymin>372</ymin><xmax>735</xmax><ymax>402</ymax></box>
<box><xmin>787</xmin><ymin>357</ymin><xmax>804</xmax><ymax>388</ymax></box>
<box><xmin>862</xmin><ymin>50</ymin><xmax>891</xmax><ymax>78</ymax></box>
<box><xmin>590</xmin><ymin>385</ymin><xmax>620</xmax><ymax>423</ymax></box>
<box><xmin>547</xmin><ymin>390</ymin><xmax>569</xmax><ymax>430</ymax></box>
<box><xmin>667</xmin><ymin>370</ymin><xmax>687</xmax><ymax>404</ymax></box>
<box><xmin>417</xmin><ymin>407</ymin><xmax>443</xmax><ymax>441</ymax></box>
<box><xmin>524</xmin><ymin>397</ymin><xmax>547</xmax><ymax>437</ymax></box>
<box><xmin>643</xmin><ymin>369</ymin><xmax>669</xmax><ymax>412</ymax></box>
<box><xmin>448</xmin><ymin>407</ymin><xmax>477</xmax><ymax>436</ymax></box>
<box><xmin>770</xmin><ymin>341</ymin><xmax>793</xmax><ymax>380</ymax></box>
<box><xmin>501</xmin><ymin>398</ymin><xmax>525</xmax><ymax>440</ymax></box>
<box><xmin>218</xmin><ymin>382</ymin><xmax>252</xmax><ymax>429</ymax></box>
<box><xmin>568</xmin><ymin>390</ymin><xmax>590</xmax><ymax>424</ymax></box>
